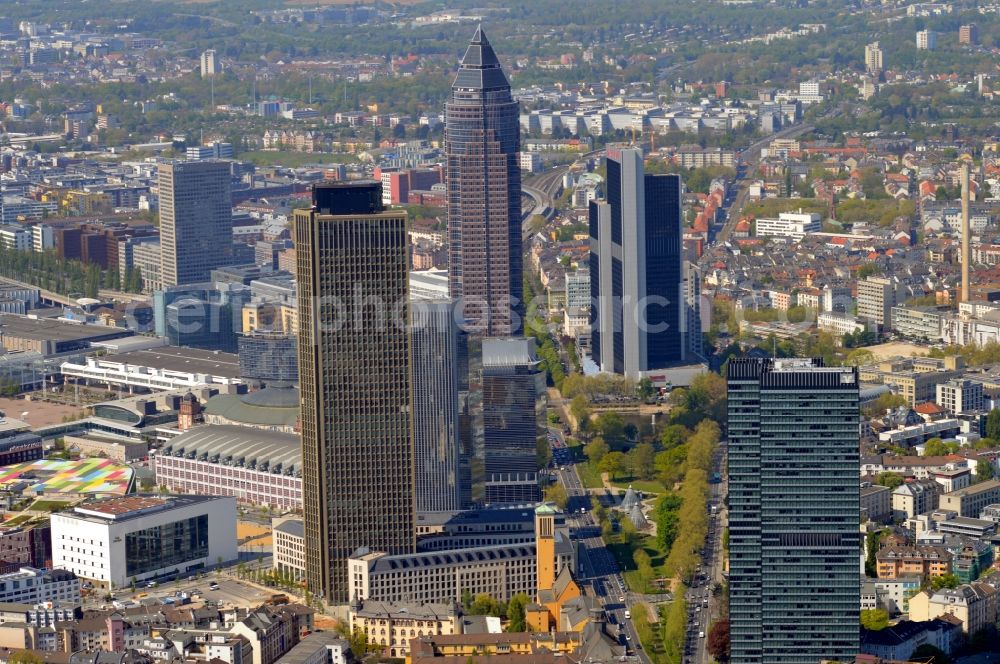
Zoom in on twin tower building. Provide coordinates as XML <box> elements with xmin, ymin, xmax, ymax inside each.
<box><xmin>293</xmin><ymin>27</ymin><xmax>693</xmax><ymax>603</ymax></box>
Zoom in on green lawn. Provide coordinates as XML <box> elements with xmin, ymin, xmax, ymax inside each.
<box><xmin>631</xmin><ymin>603</ymin><xmax>669</xmax><ymax>663</ymax></box>
<box><xmin>606</xmin><ymin>534</ymin><xmax>670</xmax><ymax>594</ymax></box>
<box><xmin>3</xmin><ymin>514</ymin><xmax>33</xmax><ymax>527</ymax></box>
<box><xmin>29</xmin><ymin>500</ymin><xmax>71</xmax><ymax>512</ymax></box>
<box><xmin>610</xmin><ymin>478</ymin><xmax>668</xmax><ymax>495</ymax></box>
<box><xmin>575</xmin><ymin>461</ymin><xmax>604</xmax><ymax>489</ymax></box>
<box><xmin>239</xmin><ymin>151</ymin><xmax>359</xmax><ymax>168</ymax></box>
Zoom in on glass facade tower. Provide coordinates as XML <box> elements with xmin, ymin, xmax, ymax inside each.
<box><xmin>727</xmin><ymin>358</ymin><xmax>860</xmax><ymax>664</ymax></box>
<box><xmin>410</xmin><ymin>300</ymin><xmax>465</xmax><ymax>512</ymax></box>
<box><xmin>589</xmin><ymin>147</ymin><xmax>685</xmax><ymax>378</ymax></box>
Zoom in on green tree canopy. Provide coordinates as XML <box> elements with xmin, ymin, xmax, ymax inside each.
<box><xmin>860</xmin><ymin>608</ymin><xmax>889</xmax><ymax>631</ymax></box>
<box><xmin>584</xmin><ymin>437</ymin><xmax>609</xmax><ymax>465</ymax></box>
<box><xmin>543</xmin><ymin>483</ymin><xmax>569</xmax><ymax>510</ymax></box>
<box><xmin>598</xmin><ymin>451</ymin><xmax>627</xmax><ymax>479</ymax></box>
<box><xmin>875</xmin><ymin>471</ymin><xmax>904</xmax><ymax>490</ymax></box>
<box><xmin>909</xmin><ymin>644</ymin><xmax>951</xmax><ymax>664</ymax></box>
<box><xmin>987</xmin><ymin>409</ymin><xmax>1000</xmax><ymax>441</ymax></box>
<box><xmin>505</xmin><ymin>593</ymin><xmax>530</xmax><ymax>632</ymax></box>
<box><xmin>595</xmin><ymin>412</ymin><xmax>627</xmax><ymax>446</ymax></box>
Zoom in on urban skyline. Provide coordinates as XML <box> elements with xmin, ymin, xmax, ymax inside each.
<box><xmin>1</xmin><ymin>4</ymin><xmax>1000</xmax><ymax>663</ymax></box>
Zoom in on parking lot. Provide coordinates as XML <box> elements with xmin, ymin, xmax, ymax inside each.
<box><xmin>86</xmin><ymin>571</ymin><xmax>280</xmax><ymax>611</ymax></box>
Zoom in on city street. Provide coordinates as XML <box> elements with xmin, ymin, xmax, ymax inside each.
<box><xmin>551</xmin><ymin>426</ymin><xmax>728</xmax><ymax>664</ymax></box>
<box><xmin>550</xmin><ymin>428</ymin><xmax>649</xmax><ymax>664</ymax></box>
<box><xmin>683</xmin><ymin>443</ymin><xmax>727</xmax><ymax>664</ymax></box>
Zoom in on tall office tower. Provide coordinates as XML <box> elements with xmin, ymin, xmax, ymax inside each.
<box><xmin>410</xmin><ymin>299</ymin><xmax>465</xmax><ymax>512</ymax></box>
<box><xmin>864</xmin><ymin>41</ymin><xmax>883</xmax><ymax>75</ymax></box>
<box><xmin>294</xmin><ymin>182</ymin><xmax>415</xmax><ymax>604</ymax></box>
<box><xmin>200</xmin><ymin>49</ymin><xmax>221</xmax><ymax>77</ymax></box>
<box><xmin>727</xmin><ymin>358</ymin><xmax>860</xmax><ymax>664</ymax></box>
<box><xmin>158</xmin><ymin>161</ymin><xmax>232</xmax><ymax>288</ymax></box>
<box><xmin>445</xmin><ymin>26</ymin><xmax>522</xmax><ymax>336</ymax></box>
<box><xmin>482</xmin><ymin>338</ymin><xmax>542</xmax><ymax>504</ymax></box>
<box><xmin>589</xmin><ymin>146</ymin><xmax>685</xmax><ymax>379</ymax></box>
<box><xmin>684</xmin><ymin>262</ymin><xmax>703</xmax><ymax>360</ymax></box>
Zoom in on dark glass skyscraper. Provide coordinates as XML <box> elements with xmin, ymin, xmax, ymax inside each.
<box><xmin>590</xmin><ymin>147</ymin><xmax>685</xmax><ymax>378</ymax></box>
<box><xmin>446</xmin><ymin>26</ymin><xmax>522</xmax><ymax>336</ymax></box>
<box><xmin>410</xmin><ymin>299</ymin><xmax>465</xmax><ymax>512</ymax></box>
<box><xmin>481</xmin><ymin>338</ymin><xmax>542</xmax><ymax>504</ymax></box>
<box><xmin>294</xmin><ymin>182</ymin><xmax>415</xmax><ymax>604</ymax></box>
<box><xmin>727</xmin><ymin>358</ymin><xmax>860</xmax><ymax>664</ymax></box>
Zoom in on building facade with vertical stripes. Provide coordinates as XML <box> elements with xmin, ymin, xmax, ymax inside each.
<box><xmin>294</xmin><ymin>182</ymin><xmax>415</xmax><ymax>604</ymax></box>
<box><xmin>727</xmin><ymin>357</ymin><xmax>860</xmax><ymax>664</ymax></box>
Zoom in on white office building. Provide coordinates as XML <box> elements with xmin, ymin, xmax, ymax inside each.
<box><xmin>754</xmin><ymin>212</ymin><xmax>821</xmax><ymax>240</ymax></box>
<box><xmin>858</xmin><ymin>276</ymin><xmax>902</xmax><ymax>328</ymax></box>
<box><xmin>818</xmin><ymin>311</ymin><xmax>870</xmax><ymax>336</ymax></box>
<box><xmin>31</xmin><ymin>224</ymin><xmax>54</xmax><ymax>252</ymax></box>
<box><xmin>0</xmin><ymin>568</ymin><xmax>80</xmax><ymax>606</ymax></box>
<box><xmin>865</xmin><ymin>42</ymin><xmax>884</xmax><ymax>74</ymax></box>
<box><xmin>519</xmin><ymin>151</ymin><xmax>541</xmax><ymax>174</ymax></box>
<box><xmin>916</xmin><ymin>30</ymin><xmax>937</xmax><ymax>50</ymax></box>
<box><xmin>0</xmin><ymin>225</ymin><xmax>31</xmax><ymax>251</ymax></box>
<box><xmin>565</xmin><ymin>270</ymin><xmax>590</xmax><ymax>310</ymax></box>
<box><xmin>51</xmin><ymin>495</ymin><xmax>237</xmax><ymax>589</ymax></box>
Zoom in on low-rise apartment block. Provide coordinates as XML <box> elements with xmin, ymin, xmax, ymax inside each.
<box><xmin>876</xmin><ymin>545</ymin><xmax>952</xmax><ymax>581</ymax></box>
<box><xmin>936</xmin><ymin>379</ymin><xmax>984</xmax><ymax>415</ymax></box>
<box><xmin>910</xmin><ymin>582</ymin><xmax>998</xmax><ymax>635</ymax></box>
<box><xmin>862</xmin><ymin>484</ymin><xmax>892</xmax><ymax>523</ymax></box>
<box><xmin>350</xmin><ymin>600</ymin><xmax>461</xmax><ymax>659</ymax></box>
<box><xmin>272</xmin><ymin>517</ymin><xmax>305</xmax><ymax>582</ymax></box>
<box><xmin>860</xmin><ymin>357</ymin><xmax>964</xmax><ymax>407</ymax></box>
<box><xmin>892</xmin><ymin>480</ymin><xmax>943</xmax><ymax>520</ymax></box>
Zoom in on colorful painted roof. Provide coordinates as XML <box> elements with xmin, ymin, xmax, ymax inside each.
<box><xmin>0</xmin><ymin>458</ymin><xmax>133</xmax><ymax>495</ymax></box>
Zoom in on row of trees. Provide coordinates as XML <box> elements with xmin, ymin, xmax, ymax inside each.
<box><xmin>659</xmin><ymin>590</ymin><xmax>690</xmax><ymax>664</ymax></box>
<box><xmin>561</xmin><ymin>373</ymin><xmax>639</xmax><ymax>401</ymax></box>
<box><xmin>0</xmin><ymin>244</ymin><xmax>143</xmax><ymax>297</ymax></box>
<box><xmin>662</xmin><ymin>421</ymin><xmax>719</xmax><ymax>582</ymax></box>
<box><xmin>928</xmin><ymin>341</ymin><xmax>1000</xmax><ymax>368</ymax></box>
